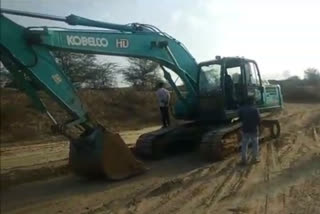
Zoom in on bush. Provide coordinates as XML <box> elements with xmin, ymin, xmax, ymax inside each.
<box><xmin>270</xmin><ymin>79</ymin><xmax>320</xmax><ymax>103</ymax></box>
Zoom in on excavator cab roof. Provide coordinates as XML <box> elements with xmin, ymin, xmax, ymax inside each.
<box><xmin>199</xmin><ymin>56</ymin><xmax>257</xmax><ymax>68</ymax></box>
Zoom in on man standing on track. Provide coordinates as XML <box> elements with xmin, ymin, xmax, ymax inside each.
<box><xmin>156</xmin><ymin>81</ymin><xmax>171</xmax><ymax>128</ymax></box>
<box><xmin>238</xmin><ymin>96</ymin><xmax>261</xmax><ymax>165</ymax></box>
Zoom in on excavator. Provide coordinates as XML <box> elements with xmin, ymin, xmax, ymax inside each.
<box><xmin>0</xmin><ymin>9</ymin><xmax>283</xmax><ymax>180</ymax></box>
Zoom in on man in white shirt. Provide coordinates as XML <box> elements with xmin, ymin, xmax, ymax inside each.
<box><xmin>156</xmin><ymin>82</ymin><xmax>171</xmax><ymax>128</ymax></box>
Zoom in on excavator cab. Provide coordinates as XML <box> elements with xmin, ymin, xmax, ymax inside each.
<box><xmin>197</xmin><ymin>57</ymin><xmax>277</xmax><ymax>121</ymax></box>
<box><xmin>222</xmin><ymin>58</ymin><xmax>264</xmax><ymax>107</ymax></box>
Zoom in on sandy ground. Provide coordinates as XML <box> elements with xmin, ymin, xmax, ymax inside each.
<box><xmin>0</xmin><ymin>127</ymin><xmax>158</xmax><ymax>172</ymax></box>
<box><xmin>0</xmin><ymin>127</ymin><xmax>160</xmax><ymax>187</ymax></box>
<box><xmin>1</xmin><ymin>103</ymin><xmax>320</xmax><ymax>214</ymax></box>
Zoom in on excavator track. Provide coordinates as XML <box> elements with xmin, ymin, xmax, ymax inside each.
<box><xmin>200</xmin><ymin>119</ymin><xmax>281</xmax><ymax>161</ymax></box>
<box><xmin>135</xmin><ymin>119</ymin><xmax>280</xmax><ymax>161</ymax></box>
<box><xmin>135</xmin><ymin>122</ymin><xmax>211</xmax><ymax>159</ymax></box>
<box><xmin>200</xmin><ymin>123</ymin><xmax>242</xmax><ymax>161</ymax></box>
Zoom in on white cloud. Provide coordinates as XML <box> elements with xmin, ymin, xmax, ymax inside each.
<box><xmin>171</xmin><ymin>10</ymin><xmax>183</xmax><ymax>24</ymax></box>
<box><xmin>186</xmin><ymin>15</ymin><xmax>208</xmax><ymax>29</ymax></box>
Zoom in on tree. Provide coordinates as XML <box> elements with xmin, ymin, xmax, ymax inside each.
<box><xmin>86</xmin><ymin>62</ymin><xmax>118</xmax><ymax>88</ymax></box>
<box><xmin>122</xmin><ymin>58</ymin><xmax>163</xmax><ymax>89</ymax></box>
<box><xmin>1</xmin><ymin>52</ymin><xmax>117</xmax><ymax>89</ymax></box>
<box><xmin>304</xmin><ymin>68</ymin><xmax>320</xmax><ymax>85</ymax></box>
<box><xmin>53</xmin><ymin>51</ymin><xmax>116</xmax><ymax>88</ymax></box>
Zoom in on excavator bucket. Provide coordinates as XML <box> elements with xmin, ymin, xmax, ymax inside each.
<box><xmin>69</xmin><ymin>126</ymin><xmax>147</xmax><ymax>180</ymax></box>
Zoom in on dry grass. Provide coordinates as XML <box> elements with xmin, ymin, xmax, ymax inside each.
<box><xmin>0</xmin><ymin>88</ymin><xmax>161</xmax><ymax>144</ymax></box>
<box><xmin>79</xmin><ymin>88</ymin><xmax>160</xmax><ymax>131</ymax></box>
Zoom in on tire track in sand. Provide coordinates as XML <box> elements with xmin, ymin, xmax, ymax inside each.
<box><xmin>139</xmin><ymin>107</ymin><xmax>319</xmax><ymax>214</ymax></box>
<box><xmin>89</xmin><ymin>157</ymin><xmax>238</xmax><ymax>214</ymax></box>
<box><xmin>122</xmin><ymin>157</ymin><xmax>238</xmax><ymax>214</ymax></box>
<box><xmin>86</xmin><ymin>181</ymin><xmax>161</xmax><ymax>214</ymax></box>
<box><xmin>261</xmin><ymin>130</ymin><xmax>307</xmax><ymax>214</ymax></box>
<box><xmin>213</xmin><ymin>133</ymin><xmax>304</xmax><ymax>214</ymax></box>
<box><xmin>196</xmin><ymin>157</ymin><xmax>255</xmax><ymax>214</ymax></box>
<box><xmin>248</xmin><ymin>131</ymin><xmax>310</xmax><ymax>213</ymax></box>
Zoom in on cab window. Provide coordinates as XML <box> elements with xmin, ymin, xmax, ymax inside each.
<box><xmin>199</xmin><ymin>64</ymin><xmax>221</xmax><ymax>94</ymax></box>
<box><xmin>245</xmin><ymin>62</ymin><xmax>260</xmax><ymax>85</ymax></box>
<box><xmin>226</xmin><ymin>66</ymin><xmax>242</xmax><ymax>84</ymax></box>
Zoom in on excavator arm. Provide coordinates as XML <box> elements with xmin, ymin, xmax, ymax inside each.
<box><xmin>0</xmin><ymin>13</ymin><xmax>92</xmax><ymax>131</ymax></box>
<box><xmin>1</xmin><ymin>9</ymin><xmax>200</xmax><ymax>128</ymax></box>
<box><xmin>0</xmin><ymin>9</ymin><xmax>203</xmax><ymax>179</ymax></box>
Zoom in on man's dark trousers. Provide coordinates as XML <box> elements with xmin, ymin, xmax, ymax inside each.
<box><xmin>160</xmin><ymin>107</ymin><xmax>170</xmax><ymax>127</ymax></box>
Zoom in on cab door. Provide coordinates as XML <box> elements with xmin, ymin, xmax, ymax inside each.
<box><xmin>243</xmin><ymin>60</ymin><xmax>264</xmax><ymax>105</ymax></box>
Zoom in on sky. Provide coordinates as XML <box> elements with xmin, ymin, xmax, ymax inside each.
<box><xmin>1</xmin><ymin>0</ymin><xmax>320</xmax><ymax>81</ymax></box>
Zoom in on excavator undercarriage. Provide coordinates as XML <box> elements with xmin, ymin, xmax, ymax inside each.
<box><xmin>134</xmin><ymin>117</ymin><xmax>280</xmax><ymax>161</ymax></box>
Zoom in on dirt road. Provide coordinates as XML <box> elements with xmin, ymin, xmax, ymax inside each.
<box><xmin>1</xmin><ymin>103</ymin><xmax>320</xmax><ymax>214</ymax></box>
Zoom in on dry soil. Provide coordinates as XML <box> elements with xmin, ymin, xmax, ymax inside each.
<box><xmin>1</xmin><ymin>103</ymin><xmax>320</xmax><ymax>214</ymax></box>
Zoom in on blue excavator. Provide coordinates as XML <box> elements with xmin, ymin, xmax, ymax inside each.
<box><xmin>0</xmin><ymin>9</ymin><xmax>282</xmax><ymax>179</ymax></box>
